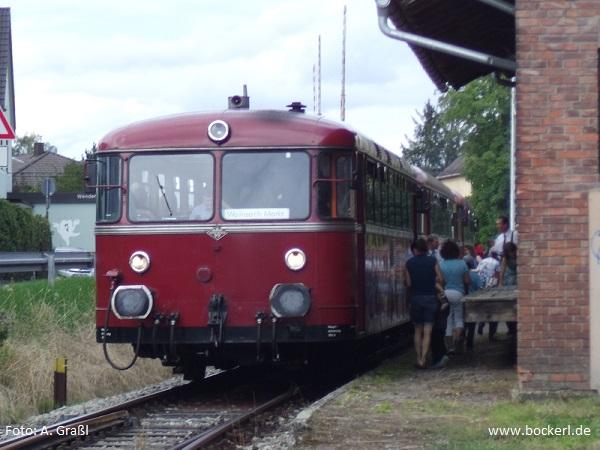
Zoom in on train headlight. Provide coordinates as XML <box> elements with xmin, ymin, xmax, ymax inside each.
<box><xmin>129</xmin><ymin>251</ymin><xmax>150</xmax><ymax>274</ymax></box>
<box><xmin>269</xmin><ymin>283</ymin><xmax>311</xmax><ymax>318</ymax></box>
<box><xmin>207</xmin><ymin>120</ymin><xmax>230</xmax><ymax>143</ymax></box>
<box><xmin>110</xmin><ymin>285</ymin><xmax>153</xmax><ymax>319</ymax></box>
<box><xmin>284</xmin><ymin>248</ymin><xmax>306</xmax><ymax>271</ymax></box>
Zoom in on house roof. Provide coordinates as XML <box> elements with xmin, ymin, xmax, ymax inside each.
<box><xmin>386</xmin><ymin>0</ymin><xmax>515</xmax><ymax>91</ymax></box>
<box><xmin>12</xmin><ymin>152</ymin><xmax>78</xmax><ymax>190</ymax></box>
<box><xmin>437</xmin><ymin>154</ymin><xmax>464</xmax><ymax>179</ymax></box>
<box><xmin>13</xmin><ymin>152</ymin><xmax>77</xmax><ymax>176</ymax></box>
<box><xmin>0</xmin><ymin>8</ymin><xmax>15</xmax><ymax>127</ymax></box>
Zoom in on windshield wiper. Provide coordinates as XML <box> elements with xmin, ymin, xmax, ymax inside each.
<box><xmin>156</xmin><ymin>175</ymin><xmax>173</xmax><ymax>216</ymax></box>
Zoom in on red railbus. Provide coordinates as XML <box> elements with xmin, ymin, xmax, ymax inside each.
<box><xmin>91</xmin><ymin>99</ymin><xmax>472</xmax><ymax>378</ymax></box>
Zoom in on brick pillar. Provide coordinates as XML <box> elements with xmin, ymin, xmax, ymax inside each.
<box><xmin>516</xmin><ymin>1</ymin><xmax>600</xmax><ymax>392</ymax></box>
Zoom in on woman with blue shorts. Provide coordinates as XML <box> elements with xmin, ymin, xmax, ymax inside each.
<box><xmin>405</xmin><ymin>238</ymin><xmax>444</xmax><ymax>369</ymax></box>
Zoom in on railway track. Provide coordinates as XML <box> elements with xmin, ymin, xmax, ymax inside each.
<box><xmin>1</xmin><ymin>368</ymin><xmax>297</xmax><ymax>449</ymax></box>
<box><xmin>1</xmin><ymin>330</ymin><xmax>411</xmax><ymax>449</ymax></box>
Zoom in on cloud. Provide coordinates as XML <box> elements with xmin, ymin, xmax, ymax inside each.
<box><xmin>5</xmin><ymin>0</ymin><xmax>435</xmax><ymax>158</ymax></box>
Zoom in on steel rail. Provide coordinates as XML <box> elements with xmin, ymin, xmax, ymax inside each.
<box><xmin>0</xmin><ymin>368</ymin><xmax>241</xmax><ymax>449</ymax></box>
<box><xmin>1</xmin><ymin>411</ymin><xmax>129</xmax><ymax>450</ymax></box>
<box><xmin>171</xmin><ymin>386</ymin><xmax>298</xmax><ymax>450</ymax></box>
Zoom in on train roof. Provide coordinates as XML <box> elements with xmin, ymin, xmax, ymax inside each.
<box><xmin>98</xmin><ymin>109</ymin><xmax>356</xmax><ymax>151</ymax></box>
<box><xmin>98</xmin><ymin>108</ymin><xmax>459</xmax><ymax>202</ymax></box>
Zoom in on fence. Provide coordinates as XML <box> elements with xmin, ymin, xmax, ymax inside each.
<box><xmin>0</xmin><ymin>251</ymin><xmax>95</xmax><ymax>284</ymax></box>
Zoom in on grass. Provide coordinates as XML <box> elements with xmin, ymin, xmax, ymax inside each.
<box><xmin>389</xmin><ymin>350</ymin><xmax>600</xmax><ymax>449</ymax></box>
<box><xmin>0</xmin><ymin>278</ymin><xmax>93</xmax><ymax>337</ymax></box>
<box><xmin>298</xmin><ymin>337</ymin><xmax>600</xmax><ymax>450</ymax></box>
<box><xmin>0</xmin><ymin>278</ymin><xmax>171</xmax><ymax>425</ymax></box>
<box><xmin>430</xmin><ymin>397</ymin><xmax>600</xmax><ymax>449</ymax></box>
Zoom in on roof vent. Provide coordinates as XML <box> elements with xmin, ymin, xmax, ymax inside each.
<box><xmin>228</xmin><ymin>85</ymin><xmax>250</xmax><ymax>109</ymax></box>
<box><xmin>286</xmin><ymin>102</ymin><xmax>306</xmax><ymax>113</ymax></box>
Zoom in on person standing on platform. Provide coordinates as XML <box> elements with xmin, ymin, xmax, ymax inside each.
<box><xmin>405</xmin><ymin>238</ymin><xmax>444</xmax><ymax>369</ymax></box>
<box><xmin>427</xmin><ymin>234</ymin><xmax>442</xmax><ymax>262</ymax></box>
<box><xmin>492</xmin><ymin>215</ymin><xmax>518</xmax><ymax>258</ymax></box>
<box><xmin>439</xmin><ymin>240</ymin><xmax>470</xmax><ymax>353</ymax></box>
<box><xmin>476</xmin><ymin>251</ymin><xmax>501</xmax><ymax>339</ymax></box>
<box><xmin>463</xmin><ymin>255</ymin><xmax>482</xmax><ymax>351</ymax></box>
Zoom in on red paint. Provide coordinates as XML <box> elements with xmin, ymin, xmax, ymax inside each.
<box><xmin>99</xmin><ymin>110</ymin><xmax>355</xmax><ymax>151</ymax></box>
<box><xmin>96</xmin><ymin>231</ymin><xmax>356</xmax><ymax>328</ymax></box>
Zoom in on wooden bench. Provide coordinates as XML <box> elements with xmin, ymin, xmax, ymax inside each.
<box><xmin>464</xmin><ymin>286</ymin><xmax>517</xmax><ymax>323</ymax></box>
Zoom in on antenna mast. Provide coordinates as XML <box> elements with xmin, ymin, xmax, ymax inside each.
<box><xmin>313</xmin><ymin>64</ymin><xmax>316</xmax><ymax>113</ymax></box>
<box><xmin>318</xmin><ymin>34</ymin><xmax>322</xmax><ymax>116</ymax></box>
<box><xmin>341</xmin><ymin>5</ymin><xmax>347</xmax><ymax>121</ymax></box>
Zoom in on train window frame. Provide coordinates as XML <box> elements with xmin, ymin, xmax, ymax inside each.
<box><xmin>127</xmin><ymin>151</ymin><xmax>215</xmax><ymax>223</ymax></box>
<box><xmin>316</xmin><ymin>151</ymin><xmax>355</xmax><ymax>220</ymax></box>
<box><xmin>221</xmin><ymin>149</ymin><xmax>311</xmax><ymax>222</ymax></box>
<box><xmin>94</xmin><ymin>154</ymin><xmax>123</xmax><ymax>224</ymax></box>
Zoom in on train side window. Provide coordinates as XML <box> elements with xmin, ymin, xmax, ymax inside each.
<box><xmin>336</xmin><ymin>155</ymin><xmax>354</xmax><ymax>218</ymax></box>
<box><xmin>373</xmin><ymin>168</ymin><xmax>382</xmax><ymax>224</ymax></box>
<box><xmin>380</xmin><ymin>169</ymin><xmax>390</xmax><ymax>226</ymax></box>
<box><xmin>317</xmin><ymin>153</ymin><xmax>332</xmax><ymax>218</ymax></box>
<box><xmin>317</xmin><ymin>153</ymin><xmax>354</xmax><ymax>220</ymax></box>
<box><xmin>393</xmin><ymin>175</ymin><xmax>402</xmax><ymax>228</ymax></box>
<box><xmin>96</xmin><ymin>155</ymin><xmax>122</xmax><ymax>223</ymax></box>
<box><xmin>407</xmin><ymin>189</ymin><xmax>414</xmax><ymax>230</ymax></box>
<box><xmin>365</xmin><ymin>160</ymin><xmax>376</xmax><ymax>222</ymax></box>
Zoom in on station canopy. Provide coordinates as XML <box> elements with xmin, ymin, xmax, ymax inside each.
<box><xmin>384</xmin><ymin>0</ymin><xmax>515</xmax><ymax>91</ymax></box>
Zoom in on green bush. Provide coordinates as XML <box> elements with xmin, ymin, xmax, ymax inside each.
<box><xmin>0</xmin><ymin>200</ymin><xmax>51</xmax><ymax>251</ymax></box>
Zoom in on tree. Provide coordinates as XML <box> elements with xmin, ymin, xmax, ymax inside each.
<box><xmin>403</xmin><ymin>76</ymin><xmax>511</xmax><ymax>243</ymax></box>
<box><xmin>55</xmin><ymin>143</ymin><xmax>98</xmax><ymax>192</ymax></box>
<box><xmin>84</xmin><ymin>143</ymin><xmax>97</xmax><ymax>160</ymax></box>
<box><xmin>55</xmin><ymin>162</ymin><xmax>84</xmax><ymax>192</ymax></box>
<box><xmin>12</xmin><ymin>133</ymin><xmax>57</xmax><ymax>156</ymax></box>
<box><xmin>12</xmin><ymin>133</ymin><xmax>41</xmax><ymax>156</ymax></box>
<box><xmin>439</xmin><ymin>76</ymin><xmax>511</xmax><ymax>242</ymax></box>
<box><xmin>401</xmin><ymin>100</ymin><xmax>462</xmax><ymax>176</ymax></box>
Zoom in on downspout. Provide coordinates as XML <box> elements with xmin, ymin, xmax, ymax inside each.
<box><xmin>510</xmin><ymin>85</ymin><xmax>516</xmax><ymax>230</ymax></box>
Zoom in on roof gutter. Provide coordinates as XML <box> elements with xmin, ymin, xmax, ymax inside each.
<box><xmin>375</xmin><ymin>0</ymin><xmax>516</xmax><ymax>73</ymax></box>
<box><xmin>474</xmin><ymin>0</ymin><xmax>514</xmax><ymax>16</ymax></box>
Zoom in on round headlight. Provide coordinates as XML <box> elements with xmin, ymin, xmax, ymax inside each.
<box><xmin>207</xmin><ymin>120</ymin><xmax>230</xmax><ymax>143</ymax></box>
<box><xmin>270</xmin><ymin>283</ymin><xmax>311</xmax><ymax>318</ymax></box>
<box><xmin>111</xmin><ymin>285</ymin><xmax>153</xmax><ymax>319</ymax></box>
<box><xmin>129</xmin><ymin>251</ymin><xmax>150</xmax><ymax>274</ymax></box>
<box><xmin>285</xmin><ymin>248</ymin><xmax>306</xmax><ymax>271</ymax></box>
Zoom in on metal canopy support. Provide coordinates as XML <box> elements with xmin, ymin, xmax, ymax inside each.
<box><xmin>509</xmin><ymin>85</ymin><xmax>516</xmax><ymax>230</ymax></box>
<box><xmin>473</xmin><ymin>0</ymin><xmax>514</xmax><ymax>16</ymax></box>
<box><xmin>376</xmin><ymin>3</ymin><xmax>516</xmax><ymax>73</ymax></box>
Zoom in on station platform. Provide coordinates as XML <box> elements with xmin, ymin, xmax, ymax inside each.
<box><xmin>294</xmin><ymin>331</ymin><xmax>518</xmax><ymax>449</ymax></box>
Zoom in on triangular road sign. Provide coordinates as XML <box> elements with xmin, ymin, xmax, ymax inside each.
<box><xmin>0</xmin><ymin>108</ymin><xmax>15</xmax><ymax>139</ymax></box>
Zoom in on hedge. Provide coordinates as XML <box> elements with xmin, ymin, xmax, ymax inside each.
<box><xmin>0</xmin><ymin>200</ymin><xmax>52</xmax><ymax>251</ymax></box>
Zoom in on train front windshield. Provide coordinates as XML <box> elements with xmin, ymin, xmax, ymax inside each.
<box><xmin>114</xmin><ymin>150</ymin><xmax>309</xmax><ymax>223</ymax></box>
<box><xmin>222</xmin><ymin>151</ymin><xmax>310</xmax><ymax>220</ymax></box>
<box><xmin>128</xmin><ymin>154</ymin><xmax>214</xmax><ymax>222</ymax></box>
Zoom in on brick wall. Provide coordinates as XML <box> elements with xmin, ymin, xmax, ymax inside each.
<box><xmin>516</xmin><ymin>0</ymin><xmax>600</xmax><ymax>392</ymax></box>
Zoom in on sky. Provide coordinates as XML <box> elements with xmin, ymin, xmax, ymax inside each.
<box><xmin>3</xmin><ymin>0</ymin><xmax>438</xmax><ymax>160</ymax></box>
